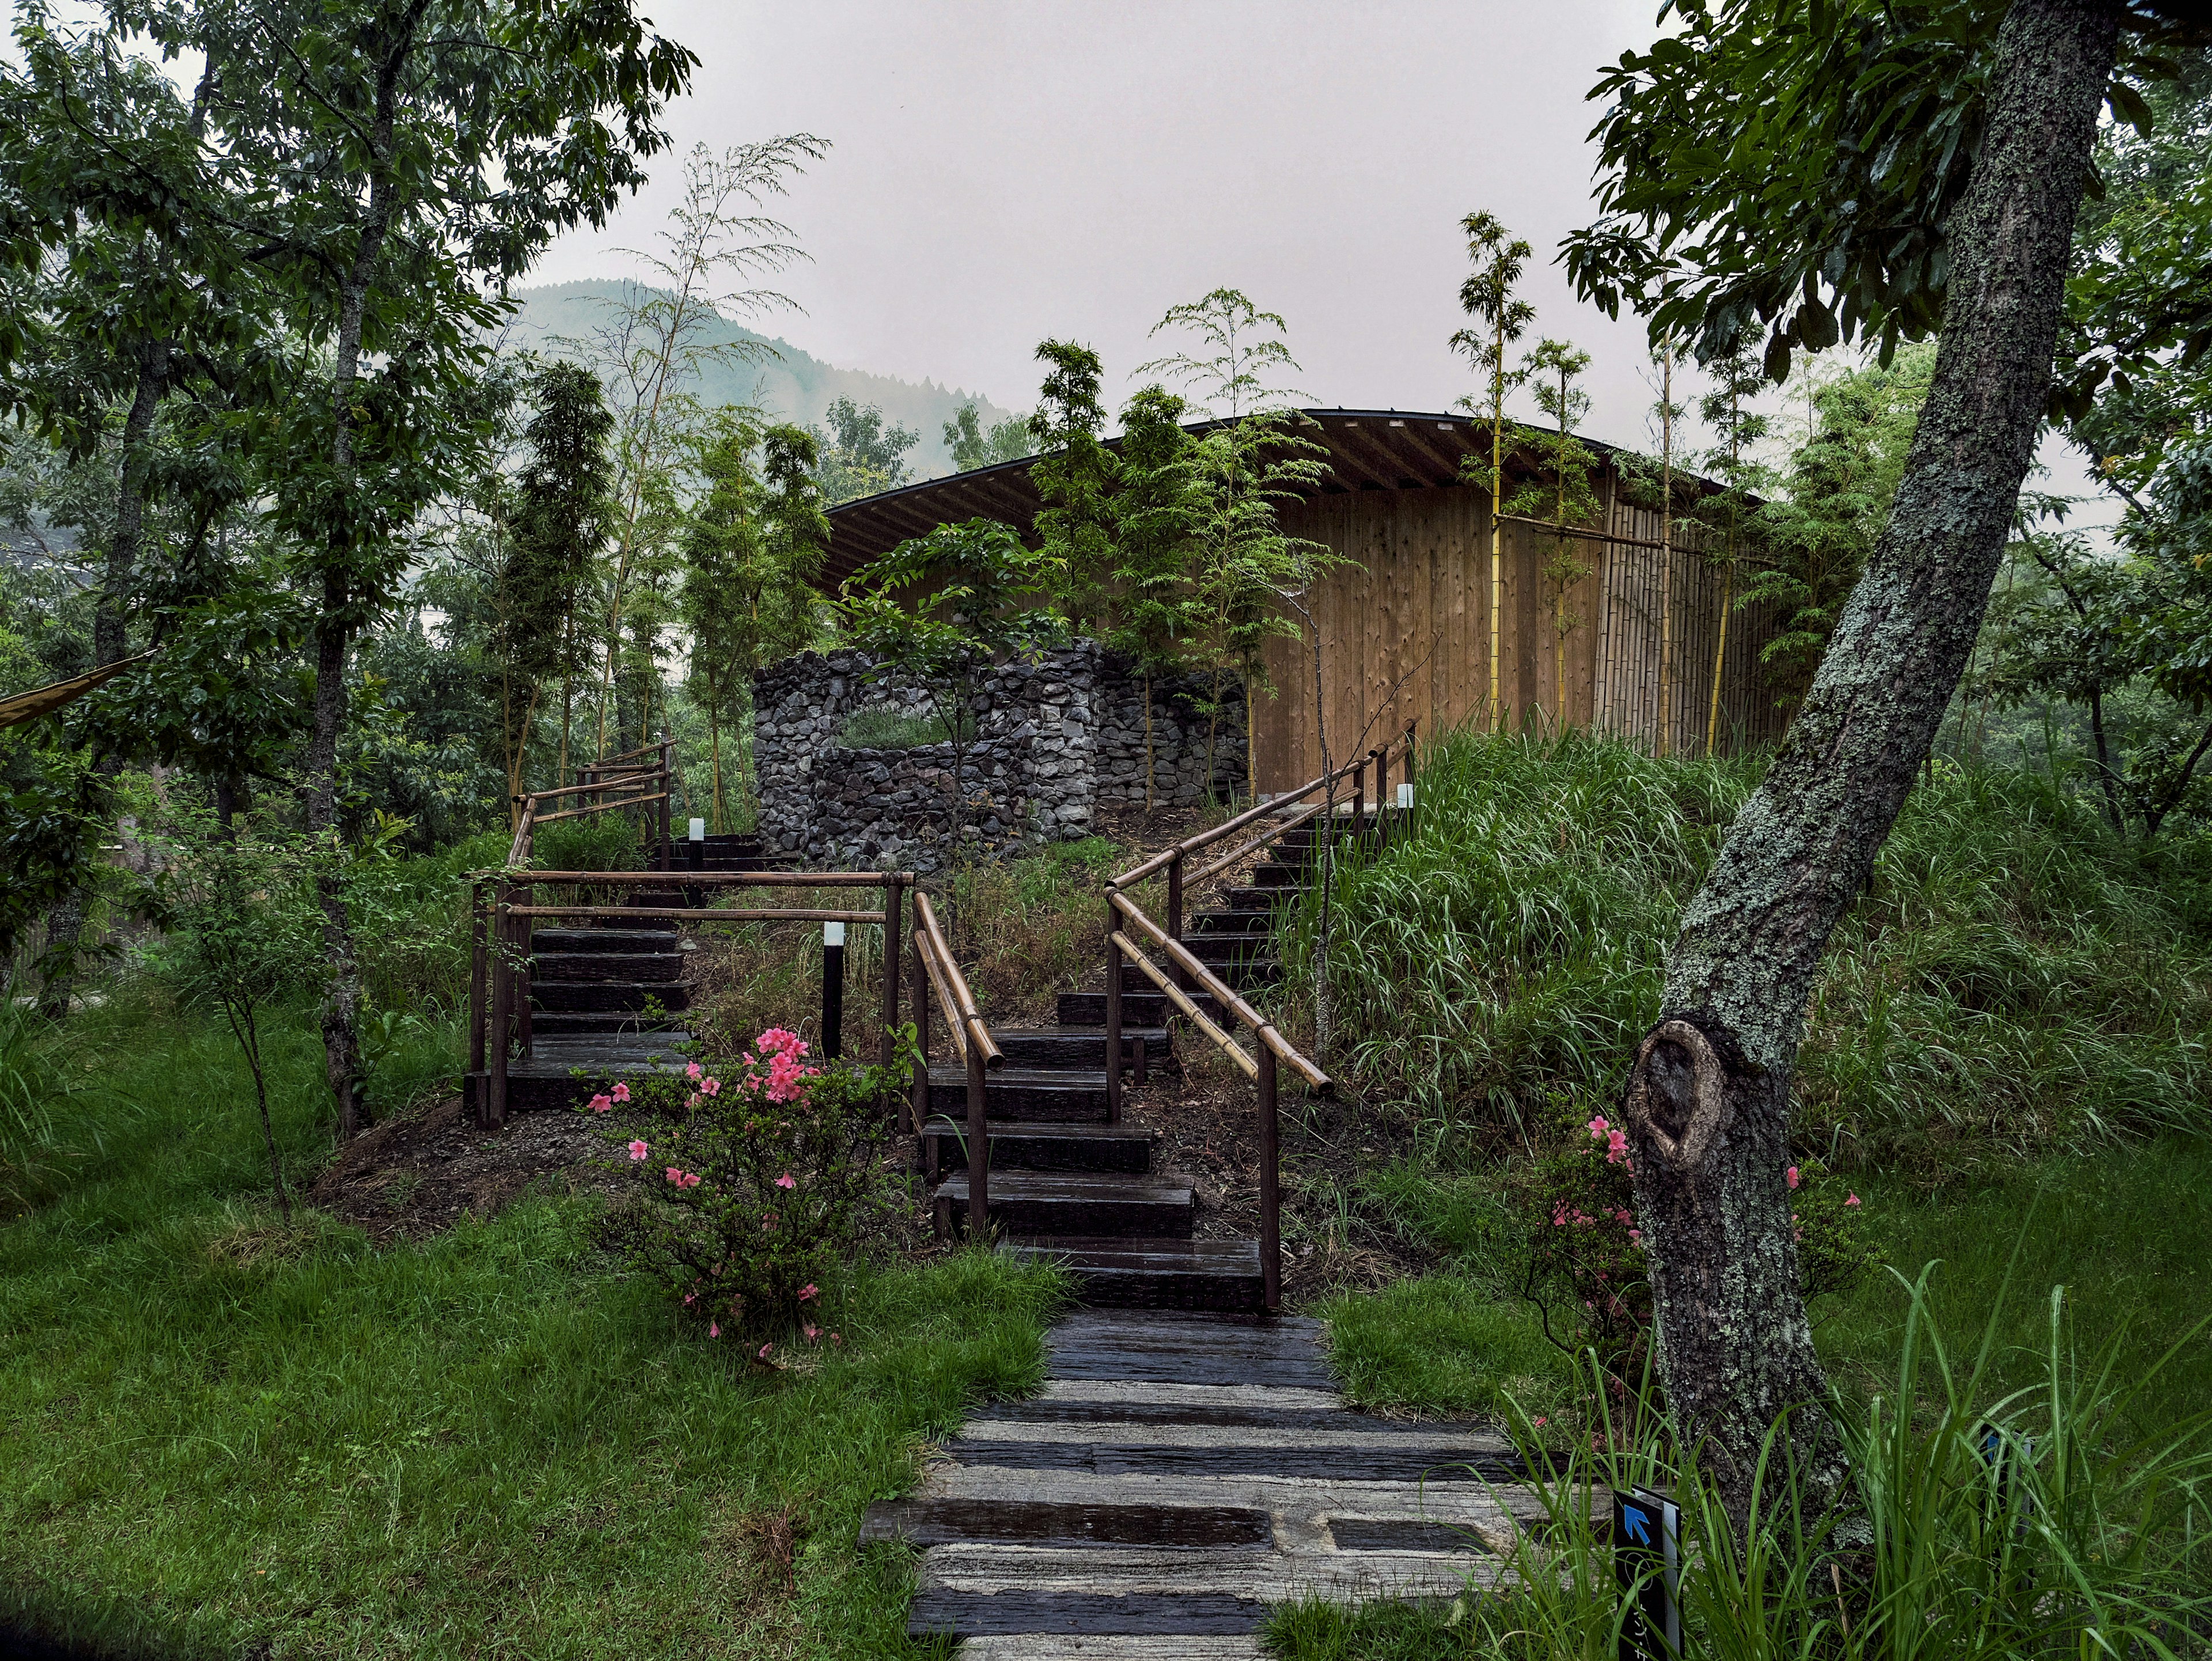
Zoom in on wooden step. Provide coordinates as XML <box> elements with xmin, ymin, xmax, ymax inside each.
<box><xmin>926</xmin><ymin>1066</ymin><xmax>1109</xmax><ymax>1122</ymax></box>
<box><xmin>1246</xmin><ymin>865</ymin><xmax>1305</xmax><ymax>888</ymax></box>
<box><xmin>525</xmin><ymin>1011</ymin><xmax>691</xmax><ymax>1038</ymax></box>
<box><xmin>532</xmin><ymin>980</ymin><xmax>694</xmax><ymax>1013</ymax></box>
<box><xmin>1058</xmin><ymin>990</ymin><xmax>1233</xmax><ymax>1030</ymax></box>
<box><xmin>932</xmin><ymin>1172</ymin><xmax>1193</xmax><ymax>1238</ymax></box>
<box><xmin>1002</xmin><ymin>1238</ymin><xmax>1266</xmax><ymax>1312</ymax></box>
<box><xmin>1118</xmin><ymin>959</ymin><xmax>1277</xmax><ymax>993</ymax></box>
<box><xmin>529</xmin><ymin>927</ymin><xmax>682</xmax><ymax>955</ymax></box>
<box><xmin>530</xmin><ymin>951</ymin><xmax>684</xmax><ymax>983</ymax></box>
<box><xmin>907</xmin><ymin>1590</ymin><xmax>1267</xmax><ymax>1640</ymax></box>
<box><xmin>463</xmin><ymin>1045</ymin><xmax>691</xmax><ymax>1111</ymax></box>
<box><xmin>921</xmin><ymin>1117</ymin><xmax>1154</xmax><ymax>1176</ymax></box>
<box><xmin>1224</xmin><ymin>886</ymin><xmax>1287</xmax><ymax>911</ymax></box>
<box><xmin>589</xmin><ymin>913</ymin><xmax>677</xmax><ymax>932</ymax></box>
<box><xmin>1172</xmin><ymin>934</ymin><xmax>1270</xmax><ymax>965</ymax></box>
<box><xmin>862</xmin><ymin>1496</ymin><xmax>1270</xmax><ymax>1549</ymax></box>
<box><xmin>991</xmin><ymin>1027</ymin><xmax>1170</xmax><ymax>1068</ymax></box>
<box><xmin>1186</xmin><ymin>911</ymin><xmax>1270</xmax><ymax>936</ymax></box>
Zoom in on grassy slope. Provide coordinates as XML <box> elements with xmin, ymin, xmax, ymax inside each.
<box><xmin>1308</xmin><ymin>729</ymin><xmax>2212</xmax><ymax>1427</ymax></box>
<box><xmin>0</xmin><ymin>993</ymin><xmax>1057</xmax><ymax>1660</ymax></box>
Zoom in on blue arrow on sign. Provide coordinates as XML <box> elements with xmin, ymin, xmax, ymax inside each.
<box><xmin>1622</xmin><ymin>1504</ymin><xmax>1652</xmax><ymax>1545</ymax></box>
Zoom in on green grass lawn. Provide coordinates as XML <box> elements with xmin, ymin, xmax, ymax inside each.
<box><xmin>0</xmin><ymin>993</ymin><xmax>1059</xmax><ymax>1660</ymax></box>
<box><xmin>1324</xmin><ymin>1136</ymin><xmax>2212</xmax><ymax>1435</ymax></box>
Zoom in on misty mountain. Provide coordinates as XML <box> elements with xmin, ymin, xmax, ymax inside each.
<box><xmin>504</xmin><ymin>280</ymin><xmax>1022</xmax><ymax>479</ymax></box>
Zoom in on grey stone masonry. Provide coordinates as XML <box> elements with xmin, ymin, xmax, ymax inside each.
<box><xmin>752</xmin><ymin>641</ymin><xmax>1245</xmax><ymax>872</ymax></box>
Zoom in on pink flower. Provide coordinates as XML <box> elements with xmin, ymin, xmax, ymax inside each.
<box><xmin>685</xmin><ymin>1094</ymin><xmax>700</xmax><ymax>1111</ymax></box>
<box><xmin>1786</xmin><ymin>1165</ymin><xmax>1801</xmax><ymax>1190</ymax></box>
<box><xmin>681</xmin><ymin>1172</ymin><xmax>702</xmax><ymax>1189</ymax></box>
<box><xmin>1533</xmin><ymin>1416</ymin><xmax>1548</xmax><ymax>1428</ymax></box>
<box><xmin>757</xmin><ymin>1342</ymin><xmax>773</xmax><ymax>1360</ymax></box>
<box><xmin>611</xmin><ymin>1083</ymin><xmax>630</xmax><ymax>1104</ymax></box>
<box><xmin>1628</xmin><ymin>1229</ymin><xmax>1642</xmax><ymax>1246</ymax></box>
<box><xmin>1587</xmin><ymin>1116</ymin><xmax>1609</xmax><ymax>1138</ymax></box>
<box><xmin>685</xmin><ymin>1061</ymin><xmax>703</xmax><ymax>1081</ymax></box>
<box><xmin>627</xmin><ymin>1140</ymin><xmax>649</xmax><ymax>1160</ymax></box>
<box><xmin>699</xmin><ymin>1076</ymin><xmax>720</xmax><ymax>1097</ymax></box>
<box><xmin>666</xmin><ymin>1167</ymin><xmax>684</xmax><ymax>1183</ymax></box>
<box><xmin>797</xmin><ymin>1284</ymin><xmax>819</xmax><ymax>1302</ymax></box>
<box><xmin>588</xmin><ymin>1093</ymin><xmax>612</xmax><ymax>1113</ymax></box>
<box><xmin>709</xmin><ymin>1321</ymin><xmax>719</xmax><ymax>1337</ymax></box>
<box><xmin>683</xmin><ymin>1292</ymin><xmax>697</xmax><ymax>1306</ymax></box>
<box><xmin>775</xmin><ymin>1173</ymin><xmax>796</xmax><ymax>1190</ymax></box>
<box><xmin>1846</xmin><ymin>1192</ymin><xmax>1861</xmax><ymax>1208</ymax></box>
<box><xmin>803</xmin><ymin>1323</ymin><xmax>820</xmax><ymax>1342</ymax></box>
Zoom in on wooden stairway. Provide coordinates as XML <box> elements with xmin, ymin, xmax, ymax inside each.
<box><xmin>464</xmin><ymin>884</ymin><xmax>695</xmax><ymax>1113</ymax></box>
<box><xmin>925</xmin><ymin>814</ymin><xmax>1383</xmax><ymax>1312</ymax></box>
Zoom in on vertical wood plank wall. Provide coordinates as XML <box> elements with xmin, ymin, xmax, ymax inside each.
<box><xmin>1255</xmin><ymin>474</ymin><xmax>1789</xmax><ymax>792</ymax></box>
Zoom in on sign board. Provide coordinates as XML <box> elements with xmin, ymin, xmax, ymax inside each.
<box><xmin>1613</xmin><ymin>1486</ymin><xmax>1680</xmax><ymax>1661</ymax></box>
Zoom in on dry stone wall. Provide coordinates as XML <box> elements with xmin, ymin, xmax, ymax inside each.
<box><xmin>751</xmin><ymin>641</ymin><xmax>1244</xmax><ymax>872</ymax></box>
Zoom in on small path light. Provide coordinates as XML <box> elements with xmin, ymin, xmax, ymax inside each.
<box><xmin>822</xmin><ymin>921</ymin><xmax>845</xmax><ymax>1060</ymax></box>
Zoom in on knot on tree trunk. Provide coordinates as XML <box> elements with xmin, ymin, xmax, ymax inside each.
<box><xmin>1624</xmin><ymin>1011</ymin><xmax>1753</xmax><ymax>1175</ymax></box>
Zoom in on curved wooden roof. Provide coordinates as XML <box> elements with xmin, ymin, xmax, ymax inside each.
<box><xmin>820</xmin><ymin>407</ymin><xmax>1687</xmax><ymax>589</ymax></box>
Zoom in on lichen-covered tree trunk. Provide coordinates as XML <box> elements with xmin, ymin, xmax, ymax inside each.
<box><xmin>1624</xmin><ymin>0</ymin><xmax>2122</xmax><ymax>1528</ymax></box>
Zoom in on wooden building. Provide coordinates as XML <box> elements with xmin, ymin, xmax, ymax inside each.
<box><xmin>822</xmin><ymin>408</ymin><xmax>1787</xmax><ymax>794</ymax></box>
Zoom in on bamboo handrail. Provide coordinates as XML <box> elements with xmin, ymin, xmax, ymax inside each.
<box><xmin>506</xmin><ymin>906</ymin><xmax>884</xmax><ymax>924</ymax></box>
<box><xmin>1111</xmin><ymin>932</ymin><xmax>1255</xmax><ymax>1079</ymax></box>
<box><xmin>524</xmin><ymin>773</ymin><xmax>658</xmax><ymax>804</ymax></box>
<box><xmin>912</xmin><ymin>891</ymin><xmax>1002</xmax><ymax>1068</ymax></box>
<box><xmin>1185</xmin><ymin>796</ymin><xmax>1329</xmax><ymax>890</ymax></box>
<box><xmin>1109</xmin><ymin>890</ymin><xmax>1331</xmax><ymax>1094</ymax></box>
<box><xmin>915</xmin><ymin>928</ymin><xmax>969</xmax><ymax>1064</ymax></box>
<box><xmin>1111</xmin><ymin>721</ymin><xmax>1415</xmax><ymax>890</ymax></box>
<box><xmin>529</xmin><ymin>790</ymin><xmax>669</xmax><ymax>826</ymax></box>
<box><xmin>510</xmin><ymin>869</ymin><xmax>895</xmax><ymax>886</ymax></box>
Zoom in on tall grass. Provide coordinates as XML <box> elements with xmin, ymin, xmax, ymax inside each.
<box><xmin>1287</xmin><ymin>727</ymin><xmax>2211</xmax><ymax>1167</ymax></box>
<box><xmin>1273</xmin><ymin>1267</ymin><xmax>2212</xmax><ymax>1660</ymax></box>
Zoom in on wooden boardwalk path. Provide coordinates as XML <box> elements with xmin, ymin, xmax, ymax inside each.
<box><xmin>866</xmin><ymin>1309</ymin><xmax>1535</xmax><ymax>1652</ymax></box>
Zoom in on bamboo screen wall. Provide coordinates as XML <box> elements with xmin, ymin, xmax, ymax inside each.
<box><xmin>1251</xmin><ymin>475</ymin><xmax>1790</xmax><ymax>793</ymax></box>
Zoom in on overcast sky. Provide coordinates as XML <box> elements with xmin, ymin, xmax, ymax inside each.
<box><xmin>533</xmin><ymin>1</ymin><xmax>1719</xmax><ymax>447</ymax></box>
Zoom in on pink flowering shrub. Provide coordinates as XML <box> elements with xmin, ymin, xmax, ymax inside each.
<box><xmin>582</xmin><ymin>1026</ymin><xmax>913</xmax><ymax>1338</ymax></box>
<box><xmin>1511</xmin><ymin>1099</ymin><xmax>1877</xmax><ymax>1401</ymax></box>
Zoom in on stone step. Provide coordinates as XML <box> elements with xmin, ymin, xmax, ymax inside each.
<box><xmin>926</xmin><ymin>1066</ymin><xmax>1109</xmax><ymax>1122</ymax></box>
<box><xmin>920</xmin><ymin>1117</ymin><xmax>1154</xmax><ymax>1176</ymax></box>
<box><xmin>1058</xmin><ymin>990</ymin><xmax>1233</xmax><ymax>1031</ymax></box>
<box><xmin>991</xmin><ymin>1027</ymin><xmax>1171</xmax><ymax>1069</ymax></box>
<box><xmin>1000</xmin><ymin>1237</ymin><xmax>1266</xmax><ymax>1312</ymax></box>
<box><xmin>530</xmin><ymin>928</ymin><xmax>682</xmax><ymax>955</ymax></box>
<box><xmin>532</xmin><ymin>980</ymin><xmax>694</xmax><ymax>1013</ymax></box>
<box><xmin>531</xmin><ymin>951</ymin><xmax>685</xmax><ymax>983</ymax></box>
<box><xmin>932</xmin><ymin>1172</ymin><xmax>1194</xmax><ymax>1239</ymax></box>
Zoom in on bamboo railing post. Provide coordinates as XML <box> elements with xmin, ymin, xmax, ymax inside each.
<box><xmin>908</xmin><ymin>929</ymin><xmax>928</xmax><ymax>1138</ymax></box>
<box><xmin>487</xmin><ymin>885</ymin><xmax>513</xmax><ymax>1130</ymax></box>
<box><xmin>1105</xmin><ymin>916</ymin><xmax>1124</xmax><ymax>1125</ymax></box>
<box><xmin>658</xmin><ymin>735</ymin><xmax>673</xmax><ymax>858</ymax></box>
<box><xmin>1166</xmin><ymin>853</ymin><xmax>1185</xmax><ymax>990</ymax></box>
<box><xmin>881</xmin><ymin>876</ymin><xmax>903</xmax><ymax>1073</ymax></box>
<box><xmin>1258</xmin><ymin>1043</ymin><xmax>1281</xmax><ymax>1314</ymax></box>
<box><xmin>965</xmin><ymin>1025</ymin><xmax>988</xmax><ymax>1239</ymax></box>
<box><xmin>1367</xmin><ymin>750</ymin><xmax>1384</xmax><ymax>839</ymax></box>
<box><xmin>1351</xmin><ymin>756</ymin><xmax>1366</xmax><ymax>841</ymax></box>
<box><xmin>515</xmin><ymin>880</ymin><xmax>533</xmax><ymax>1058</ymax></box>
<box><xmin>468</xmin><ymin>878</ymin><xmax>488</xmax><ymax>1079</ymax></box>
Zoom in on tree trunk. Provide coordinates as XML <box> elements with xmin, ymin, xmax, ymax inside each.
<box><xmin>1626</xmin><ymin>0</ymin><xmax>2121</xmax><ymax>1533</ymax></box>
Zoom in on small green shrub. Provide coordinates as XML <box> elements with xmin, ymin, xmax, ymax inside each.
<box><xmin>531</xmin><ymin>814</ymin><xmax>639</xmax><ymax>873</ymax></box>
<box><xmin>834</xmin><ymin>706</ymin><xmax>971</xmax><ymax>750</ymax></box>
<box><xmin>586</xmin><ymin>1027</ymin><xmax>911</xmax><ymax>1343</ymax></box>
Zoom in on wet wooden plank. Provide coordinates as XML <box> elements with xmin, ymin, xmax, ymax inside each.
<box><xmin>1041</xmin><ymin>1346</ymin><xmax>1338</xmax><ymax>1389</ymax></box>
<box><xmin>861</xmin><ymin>1499</ymin><xmax>1270</xmax><ymax>1550</ymax></box>
<box><xmin>1328</xmin><ymin>1518</ymin><xmax>1495</xmax><ymax>1554</ymax></box>
<box><xmin>906</xmin><ymin>1590</ymin><xmax>1268</xmax><ymax>1638</ymax></box>
<box><xmin>940</xmin><ymin>1440</ymin><xmax>1527</xmax><ymax>1482</ymax></box>
<box><xmin>979</xmin><ymin>1398</ymin><xmax>1429</xmax><ymax>1434</ymax></box>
